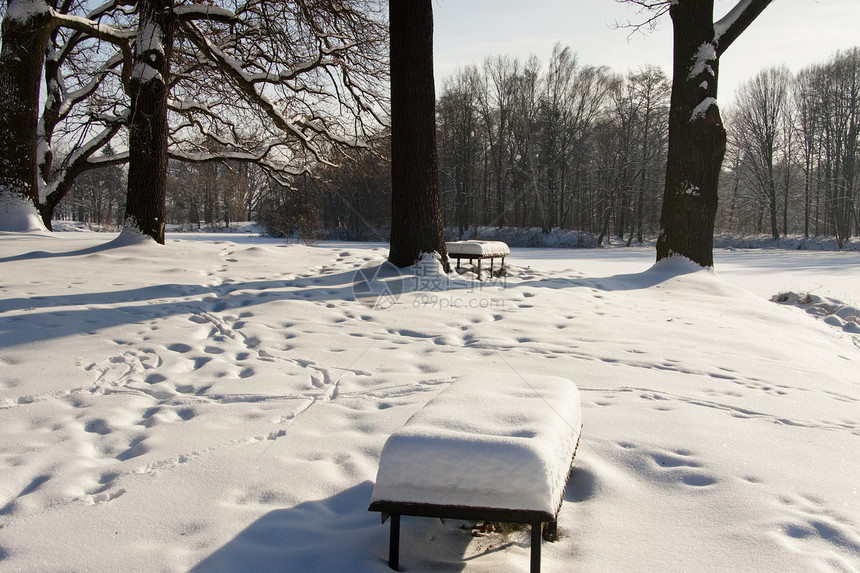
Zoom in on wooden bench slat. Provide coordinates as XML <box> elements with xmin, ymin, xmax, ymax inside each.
<box><xmin>368</xmin><ymin>500</ymin><xmax>554</xmax><ymax>524</ymax></box>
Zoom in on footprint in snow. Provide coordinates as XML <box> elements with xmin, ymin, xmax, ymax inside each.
<box><xmin>84</xmin><ymin>419</ymin><xmax>111</xmax><ymax>435</ymax></box>
<box><xmin>116</xmin><ymin>436</ymin><xmax>149</xmax><ymax>461</ymax></box>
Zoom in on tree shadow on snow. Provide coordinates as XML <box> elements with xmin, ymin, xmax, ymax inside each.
<box><xmin>511</xmin><ymin>261</ymin><xmax>708</xmax><ymax>293</ymax></box>
<box><xmin>0</xmin><ymin>233</ymin><xmax>153</xmax><ymax>264</ymax></box>
<box><xmin>0</xmin><ymin>249</ymin><xmax>706</xmax><ymax>349</ymax></box>
<box><xmin>0</xmin><ymin>263</ymin><xmax>400</xmax><ymax>349</ymax></box>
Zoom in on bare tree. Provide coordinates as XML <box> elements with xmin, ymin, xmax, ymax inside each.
<box><xmin>608</xmin><ymin>71</ymin><xmax>639</xmax><ymax>241</ymax></box>
<box><xmin>388</xmin><ymin>0</ymin><xmax>448</xmax><ymax>269</ymax></box>
<box><xmin>539</xmin><ymin>45</ymin><xmax>616</xmax><ymax>231</ymax></box>
<box><xmin>628</xmin><ymin>65</ymin><xmax>670</xmax><ymax>243</ymax></box>
<box><xmin>121</xmin><ymin>0</ymin><xmax>177</xmax><ymax>243</ymax></box>
<box><xmin>436</xmin><ymin>46</ymin><xmax>630</xmax><ymax>239</ymax></box>
<box><xmin>128</xmin><ymin>0</ymin><xmax>389</xmax><ymax>243</ymax></box>
<box><xmin>794</xmin><ymin>67</ymin><xmax>819</xmax><ymax>238</ymax></box>
<box><xmin>620</xmin><ymin>0</ymin><xmax>773</xmax><ymax>266</ymax></box>
<box><xmin>0</xmin><ymin>0</ymin><xmax>130</xmax><ymax>231</ymax></box>
<box><xmin>2</xmin><ymin>0</ymin><xmax>389</xmax><ymax>240</ymax></box>
<box><xmin>508</xmin><ymin>56</ymin><xmax>543</xmax><ymax>230</ymax></box>
<box><xmin>789</xmin><ymin>50</ymin><xmax>860</xmax><ymax>246</ymax></box>
<box><xmin>819</xmin><ymin>49</ymin><xmax>860</xmax><ymax>246</ymax></box>
<box><xmin>733</xmin><ymin>66</ymin><xmax>791</xmax><ymax>240</ymax></box>
<box><xmin>480</xmin><ymin>56</ymin><xmax>520</xmax><ymax>227</ymax></box>
<box><xmin>438</xmin><ymin>66</ymin><xmax>482</xmax><ymax>237</ymax></box>
<box><xmin>37</xmin><ymin>0</ymin><xmax>132</xmax><ymax>230</ymax></box>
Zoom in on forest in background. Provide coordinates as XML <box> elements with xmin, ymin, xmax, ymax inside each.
<box><xmin>59</xmin><ymin>45</ymin><xmax>860</xmax><ymax>248</ymax></box>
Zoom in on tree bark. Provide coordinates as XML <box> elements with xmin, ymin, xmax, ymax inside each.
<box><xmin>388</xmin><ymin>0</ymin><xmax>448</xmax><ymax>269</ymax></box>
<box><xmin>656</xmin><ymin>0</ymin><xmax>772</xmax><ymax>266</ymax></box>
<box><xmin>0</xmin><ymin>1</ymin><xmax>53</xmax><ymax>231</ymax></box>
<box><xmin>123</xmin><ymin>0</ymin><xmax>176</xmax><ymax>244</ymax></box>
<box><xmin>656</xmin><ymin>1</ymin><xmax>724</xmax><ymax>266</ymax></box>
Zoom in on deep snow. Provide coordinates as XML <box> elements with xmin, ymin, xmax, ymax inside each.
<box><xmin>0</xmin><ymin>230</ymin><xmax>858</xmax><ymax>572</ymax></box>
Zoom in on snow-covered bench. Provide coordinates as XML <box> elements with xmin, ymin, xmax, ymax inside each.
<box><xmin>446</xmin><ymin>240</ymin><xmax>510</xmax><ymax>280</ymax></box>
<box><xmin>369</xmin><ymin>374</ymin><xmax>582</xmax><ymax>572</ymax></box>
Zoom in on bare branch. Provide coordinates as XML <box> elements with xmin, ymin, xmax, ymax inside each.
<box><xmin>714</xmin><ymin>0</ymin><xmax>774</xmax><ymax>57</ymax></box>
<box><xmin>614</xmin><ymin>0</ymin><xmax>672</xmax><ymax>37</ymax></box>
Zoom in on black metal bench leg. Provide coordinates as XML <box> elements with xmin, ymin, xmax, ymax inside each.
<box><xmin>389</xmin><ymin>514</ymin><xmax>400</xmax><ymax>571</ymax></box>
<box><xmin>531</xmin><ymin>521</ymin><xmax>542</xmax><ymax>573</ymax></box>
<box><xmin>543</xmin><ymin>519</ymin><xmax>558</xmax><ymax>542</ymax></box>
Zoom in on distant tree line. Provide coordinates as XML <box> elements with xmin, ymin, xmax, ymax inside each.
<box><xmin>435</xmin><ymin>46</ymin><xmax>669</xmax><ymax>246</ymax></box>
<box><xmin>720</xmin><ymin>49</ymin><xmax>860</xmax><ymax>248</ymax></box>
<box><xmin>52</xmin><ymin>36</ymin><xmax>858</xmax><ymax>249</ymax></box>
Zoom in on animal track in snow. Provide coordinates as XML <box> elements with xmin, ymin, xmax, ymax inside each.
<box><xmin>115</xmin><ymin>436</ymin><xmax>149</xmax><ymax>461</ymax></box>
<box><xmin>773</xmin><ymin>492</ymin><xmax>860</xmax><ymax>567</ymax></box>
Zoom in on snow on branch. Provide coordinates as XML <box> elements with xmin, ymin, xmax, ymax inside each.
<box><xmin>51</xmin><ymin>9</ymin><xmax>134</xmax><ymax>89</ymax></box>
<box><xmin>713</xmin><ymin>0</ymin><xmax>773</xmax><ymax>57</ymax></box>
<box><xmin>58</xmin><ymin>53</ymin><xmax>125</xmax><ymax>122</ymax></box>
<box><xmin>173</xmin><ymin>4</ymin><xmax>238</xmax><ymax>23</ymax></box>
<box><xmin>714</xmin><ymin>0</ymin><xmax>754</xmax><ymax>40</ymax></box>
<box><xmin>85</xmin><ymin>149</ymin><xmax>129</xmax><ymax>166</ymax></box>
<box><xmin>166</xmin><ymin>104</ymin><xmax>311</xmax><ymax>182</ymax></box>
<box><xmin>179</xmin><ymin>20</ymin><xmax>341</xmax><ymax>167</ymax></box>
<box><xmin>52</xmin><ymin>12</ymin><xmax>135</xmax><ymax>42</ymax></box>
<box><xmin>167</xmin><ymin>97</ymin><xmax>212</xmax><ymax>115</ymax></box>
<box><xmin>42</xmin><ymin>114</ymin><xmax>127</xmax><ymax>203</ymax></box>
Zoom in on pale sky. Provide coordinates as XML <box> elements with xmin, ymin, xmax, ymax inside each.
<box><xmin>433</xmin><ymin>0</ymin><xmax>860</xmax><ymax>104</ymax></box>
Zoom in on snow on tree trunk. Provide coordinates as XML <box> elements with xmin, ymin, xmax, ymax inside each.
<box><xmin>655</xmin><ymin>0</ymin><xmax>773</xmax><ymax>266</ymax></box>
<box><xmin>122</xmin><ymin>0</ymin><xmax>175</xmax><ymax>245</ymax></box>
<box><xmin>0</xmin><ymin>0</ymin><xmax>52</xmax><ymax>233</ymax></box>
<box><xmin>388</xmin><ymin>0</ymin><xmax>449</xmax><ymax>269</ymax></box>
<box><xmin>656</xmin><ymin>1</ymin><xmax>725</xmax><ymax>267</ymax></box>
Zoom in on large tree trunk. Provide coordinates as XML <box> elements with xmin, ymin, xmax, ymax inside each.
<box><xmin>122</xmin><ymin>0</ymin><xmax>176</xmax><ymax>244</ymax></box>
<box><xmin>0</xmin><ymin>1</ymin><xmax>53</xmax><ymax>232</ymax></box>
<box><xmin>388</xmin><ymin>0</ymin><xmax>448</xmax><ymax>269</ymax></box>
<box><xmin>656</xmin><ymin>1</ymin><xmax>725</xmax><ymax>267</ymax></box>
<box><xmin>656</xmin><ymin>0</ymin><xmax>772</xmax><ymax>266</ymax></box>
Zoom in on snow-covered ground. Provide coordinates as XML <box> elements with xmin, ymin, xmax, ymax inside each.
<box><xmin>1</xmin><ymin>231</ymin><xmax>858</xmax><ymax>572</ymax></box>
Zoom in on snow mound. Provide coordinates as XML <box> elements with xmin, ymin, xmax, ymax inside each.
<box><xmin>112</xmin><ymin>227</ymin><xmax>160</xmax><ymax>247</ymax></box>
<box><xmin>771</xmin><ymin>291</ymin><xmax>860</xmax><ymax>337</ymax></box>
<box><xmin>649</xmin><ymin>254</ymin><xmax>714</xmax><ymax>275</ymax></box>
<box><xmin>0</xmin><ymin>193</ymin><xmax>48</xmax><ymax>233</ymax></box>
<box><xmin>416</xmin><ymin>251</ymin><xmax>448</xmax><ymax>274</ymax></box>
